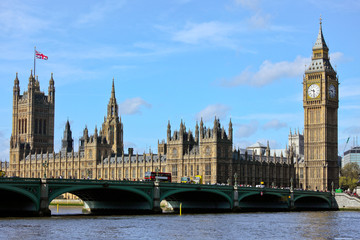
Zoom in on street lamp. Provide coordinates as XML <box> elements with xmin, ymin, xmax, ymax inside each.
<box><xmin>42</xmin><ymin>160</ymin><xmax>48</xmax><ymax>179</ymax></box>
<box><xmin>155</xmin><ymin>167</ymin><xmax>159</xmax><ymax>184</ymax></box>
<box><xmin>234</xmin><ymin>172</ymin><xmax>238</xmax><ymax>186</ymax></box>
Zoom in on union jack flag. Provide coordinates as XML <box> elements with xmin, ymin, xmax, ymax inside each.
<box><xmin>35</xmin><ymin>50</ymin><xmax>48</xmax><ymax>60</ymax></box>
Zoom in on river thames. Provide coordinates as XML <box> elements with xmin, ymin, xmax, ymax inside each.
<box><xmin>0</xmin><ymin>207</ymin><xmax>359</xmax><ymax>240</ymax></box>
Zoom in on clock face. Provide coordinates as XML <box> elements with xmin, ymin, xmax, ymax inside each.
<box><xmin>329</xmin><ymin>84</ymin><xmax>336</xmax><ymax>98</ymax></box>
<box><xmin>308</xmin><ymin>84</ymin><xmax>320</xmax><ymax>98</ymax></box>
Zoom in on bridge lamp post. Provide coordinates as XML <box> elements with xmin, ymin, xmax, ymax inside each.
<box><xmin>234</xmin><ymin>173</ymin><xmax>238</xmax><ymax>186</ymax></box>
<box><xmin>290</xmin><ymin>177</ymin><xmax>294</xmax><ymax>192</ymax></box>
<box><xmin>155</xmin><ymin>167</ymin><xmax>159</xmax><ymax>184</ymax></box>
<box><xmin>42</xmin><ymin>160</ymin><xmax>48</xmax><ymax>179</ymax></box>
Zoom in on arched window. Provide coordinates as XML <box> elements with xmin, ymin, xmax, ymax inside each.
<box><xmin>39</xmin><ymin>120</ymin><xmax>42</xmax><ymax>134</ymax></box>
<box><xmin>172</xmin><ymin>148</ymin><xmax>177</xmax><ymax>157</ymax></box>
<box><xmin>35</xmin><ymin>119</ymin><xmax>38</xmax><ymax>134</ymax></box>
<box><xmin>43</xmin><ymin>120</ymin><xmax>46</xmax><ymax>134</ymax></box>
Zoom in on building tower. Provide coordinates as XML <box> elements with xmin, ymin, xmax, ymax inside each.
<box><xmin>61</xmin><ymin>120</ymin><xmax>73</xmax><ymax>154</ymax></box>
<box><xmin>9</xmin><ymin>71</ymin><xmax>55</xmax><ymax>176</ymax></box>
<box><xmin>101</xmin><ymin>78</ymin><xmax>123</xmax><ymax>155</ymax></box>
<box><xmin>303</xmin><ymin>19</ymin><xmax>339</xmax><ymax>190</ymax></box>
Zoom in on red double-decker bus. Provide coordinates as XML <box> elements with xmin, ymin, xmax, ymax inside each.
<box><xmin>144</xmin><ymin>171</ymin><xmax>171</xmax><ymax>182</ymax></box>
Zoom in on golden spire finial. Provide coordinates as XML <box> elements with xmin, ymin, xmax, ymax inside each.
<box><xmin>319</xmin><ymin>15</ymin><xmax>322</xmax><ymax>26</ymax></box>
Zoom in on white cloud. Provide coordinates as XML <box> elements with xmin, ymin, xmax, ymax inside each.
<box><xmin>234</xmin><ymin>0</ymin><xmax>260</xmax><ymax>11</ymax></box>
<box><xmin>196</xmin><ymin>104</ymin><xmax>230</xmax><ymax>122</ymax></box>
<box><xmin>256</xmin><ymin>138</ymin><xmax>281</xmax><ymax>149</ymax></box>
<box><xmin>119</xmin><ymin>97</ymin><xmax>151</xmax><ymax>115</ymax></box>
<box><xmin>262</xmin><ymin>119</ymin><xmax>287</xmax><ymax>130</ymax></box>
<box><xmin>236</xmin><ymin>120</ymin><xmax>259</xmax><ymax>138</ymax></box>
<box><xmin>232</xmin><ymin>113</ymin><xmax>298</xmax><ymax>122</ymax></box>
<box><xmin>172</xmin><ymin>21</ymin><xmax>237</xmax><ymax>45</ymax></box>
<box><xmin>340</xmin><ymin>85</ymin><xmax>360</xmax><ymax>98</ymax></box>
<box><xmin>0</xmin><ymin>1</ymin><xmax>50</xmax><ymax>36</ymax></box>
<box><xmin>220</xmin><ymin>56</ymin><xmax>310</xmax><ymax>87</ymax></box>
<box><xmin>247</xmin><ymin>12</ymin><xmax>271</xmax><ymax>29</ymax></box>
<box><xmin>76</xmin><ymin>0</ymin><xmax>126</xmax><ymax>26</ymax></box>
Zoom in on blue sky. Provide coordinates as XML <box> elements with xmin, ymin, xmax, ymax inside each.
<box><xmin>1</xmin><ymin>0</ymin><xmax>360</xmax><ymax>160</ymax></box>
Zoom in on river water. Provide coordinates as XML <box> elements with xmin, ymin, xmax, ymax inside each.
<box><xmin>0</xmin><ymin>207</ymin><xmax>359</xmax><ymax>240</ymax></box>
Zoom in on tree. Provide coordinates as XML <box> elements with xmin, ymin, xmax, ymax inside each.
<box><xmin>339</xmin><ymin>162</ymin><xmax>360</xmax><ymax>191</ymax></box>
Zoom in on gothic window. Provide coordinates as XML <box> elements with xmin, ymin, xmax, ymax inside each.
<box><xmin>172</xmin><ymin>165</ymin><xmax>178</xmax><ymax>177</ymax></box>
<box><xmin>118</xmin><ymin>170</ymin><xmax>122</xmax><ymax>179</ymax></box>
<box><xmin>111</xmin><ymin>169</ymin><xmax>114</xmax><ymax>179</ymax></box>
<box><xmin>43</xmin><ymin>120</ymin><xmax>46</xmax><ymax>134</ymax></box>
<box><xmin>89</xmin><ymin>150</ymin><xmax>93</xmax><ymax>158</ymax></box>
<box><xmin>196</xmin><ymin>165</ymin><xmax>199</xmax><ymax>175</ymax></box>
<box><xmin>125</xmin><ymin>168</ymin><xmax>129</xmax><ymax>178</ymax></box>
<box><xmin>205</xmin><ymin>146</ymin><xmax>211</xmax><ymax>156</ymax></box>
<box><xmin>35</xmin><ymin>119</ymin><xmax>38</xmax><ymax>134</ymax></box>
<box><xmin>205</xmin><ymin>164</ymin><xmax>211</xmax><ymax>176</ymax></box>
<box><xmin>132</xmin><ymin>167</ymin><xmax>136</xmax><ymax>179</ymax></box>
<box><xmin>111</xmin><ymin>106</ymin><xmax>114</xmax><ymax>115</ymax></box>
<box><xmin>184</xmin><ymin>165</ymin><xmax>187</xmax><ymax>176</ymax></box>
<box><xmin>191</xmin><ymin>165</ymin><xmax>193</xmax><ymax>176</ymax></box>
<box><xmin>39</xmin><ymin>120</ymin><xmax>42</xmax><ymax>134</ymax></box>
<box><xmin>105</xmin><ymin>169</ymin><xmax>108</xmax><ymax>179</ymax></box>
<box><xmin>172</xmin><ymin>148</ymin><xmax>178</xmax><ymax>158</ymax></box>
<box><xmin>139</xmin><ymin>167</ymin><xmax>143</xmax><ymax>178</ymax></box>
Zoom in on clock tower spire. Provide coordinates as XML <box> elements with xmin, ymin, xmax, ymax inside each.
<box><xmin>302</xmin><ymin>19</ymin><xmax>339</xmax><ymax>191</ymax></box>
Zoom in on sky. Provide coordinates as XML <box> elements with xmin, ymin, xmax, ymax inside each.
<box><xmin>0</xmin><ymin>0</ymin><xmax>360</xmax><ymax>161</ymax></box>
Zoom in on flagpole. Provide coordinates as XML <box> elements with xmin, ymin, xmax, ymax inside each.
<box><xmin>34</xmin><ymin>46</ymin><xmax>36</xmax><ymax>78</ymax></box>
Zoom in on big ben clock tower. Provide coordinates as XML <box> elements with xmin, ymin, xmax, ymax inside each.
<box><xmin>303</xmin><ymin>18</ymin><xmax>339</xmax><ymax>191</ymax></box>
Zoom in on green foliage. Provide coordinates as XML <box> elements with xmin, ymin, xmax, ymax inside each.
<box><xmin>340</xmin><ymin>162</ymin><xmax>360</xmax><ymax>191</ymax></box>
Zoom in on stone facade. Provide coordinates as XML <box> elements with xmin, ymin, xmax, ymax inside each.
<box><xmin>6</xmin><ymin>73</ymin><xmax>297</xmax><ymax>186</ymax></box>
<box><xmin>163</xmin><ymin>119</ymin><xmax>296</xmax><ymax>186</ymax></box>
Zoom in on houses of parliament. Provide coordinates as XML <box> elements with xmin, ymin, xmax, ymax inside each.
<box><xmin>1</xmin><ymin>21</ymin><xmax>339</xmax><ymax>191</ymax></box>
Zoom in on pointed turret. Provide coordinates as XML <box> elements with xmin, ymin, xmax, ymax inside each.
<box><xmin>94</xmin><ymin>125</ymin><xmax>98</xmax><ymax>138</ymax></box>
<box><xmin>312</xmin><ymin>17</ymin><xmax>328</xmax><ymax>51</ymax></box>
<box><xmin>61</xmin><ymin>120</ymin><xmax>73</xmax><ymax>153</ymax></box>
<box><xmin>107</xmin><ymin>78</ymin><xmax>118</xmax><ymax>118</ymax></box>
<box><xmin>13</xmin><ymin>72</ymin><xmax>20</xmax><ymax>97</ymax></box>
<box><xmin>228</xmin><ymin>118</ymin><xmax>233</xmax><ymax>141</ymax></box>
<box><xmin>195</xmin><ymin>121</ymin><xmax>199</xmax><ymax>143</ymax></box>
<box><xmin>306</xmin><ymin>17</ymin><xmax>335</xmax><ymax>74</ymax></box>
<box><xmin>35</xmin><ymin>76</ymin><xmax>40</xmax><ymax>91</ymax></box>
<box><xmin>83</xmin><ymin>125</ymin><xmax>89</xmax><ymax>140</ymax></box>
<box><xmin>48</xmin><ymin>73</ymin><xmax>55</xmax><ymax>103</ymax></box>
<box><xmin>200</xmin><ymin>118</ymin><xmax>204</xmax><ymax>139</ymax></box>
<box><xmin>167</xmin><ymin>120</ymin><xmax>171</xmax><ymax>141</ymax></box>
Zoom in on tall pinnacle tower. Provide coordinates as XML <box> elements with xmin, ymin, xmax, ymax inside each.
<box><xmin>101</xmin><ymin>78</ymin><xmax>123</xmax><ymax>155</ymax></box>
<box><xmin>303</xmin><ymin>18</ymin><xmax>339</xmax><ymax>190</ymax></box>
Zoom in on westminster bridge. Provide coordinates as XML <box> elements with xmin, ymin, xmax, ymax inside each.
<box><xmin>0</xmin><ymin>178</ymin><xmax>337</xmax><ymax>216</ymax></box>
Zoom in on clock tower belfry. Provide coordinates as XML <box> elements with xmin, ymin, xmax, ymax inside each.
<box><xmin>303</xmin><ymin>19</ymin><xmax>339</xmax><ymax>191</ymax></box>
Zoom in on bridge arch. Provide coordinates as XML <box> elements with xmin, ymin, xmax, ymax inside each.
<box><xmin>49</xmin><ymin>184</ymin><xmax>153</xmax><ymax>214</ymax></box>
<box><xmin>294</xmin><ymin>195</ymin><xmax>331</xmax><ymax>209</ymax></box>
<box><xmin>0</xmin><ymin>185</ymin><xmax>39</xmax><ymax>215</ymax></box>
<box><xmin>238</xmin><ymin>191</ymin><xmax>289</xmax><ymax>210</ymax></box>
<box><xmin>160</xmin><ymin>188</ymin><xmax>233</xmax><ymax>212</ymax></box>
